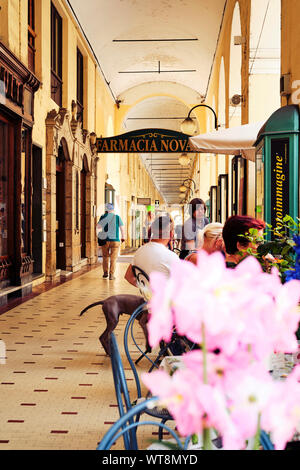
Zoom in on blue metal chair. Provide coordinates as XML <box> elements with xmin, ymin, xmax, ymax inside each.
<box><xmin>98</xmin><ymin>396</ymin><xmax>274</xmax><ymax>450</ymax></box>
<box><xmin>109</xmin><ymin>332</ymin><xmax>141</xmax><ymax>449</ymax></box>
<box><xmin>124</xmin><ymin>302</ymin><xmax>158</xmax><ymax>377</ymax></box>
<box><xmin>260</xmin><ymin>431</ymin><xmax>274</xmax><ymax>450</ymax></box>
<box><xmin>97</xmin><ymin>397</ymin><xmax>190</xmax><ymax>450</ymax></box>
<box><xmin>111</xmin><ymin>326</ymin><xmax>173</xmax><ymax>441</ymax></box>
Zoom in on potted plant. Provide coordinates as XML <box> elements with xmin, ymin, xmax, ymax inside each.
<box><xmin>142</xmin><ymin>250</ymin><xmax>300</xmax><ymax>450</ymax></box>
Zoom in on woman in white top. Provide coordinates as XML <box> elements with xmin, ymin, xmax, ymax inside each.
<box><xmin>186</xmin><ymin>222</ymin><xmax>224</xmax><ymax>265</ymax></box>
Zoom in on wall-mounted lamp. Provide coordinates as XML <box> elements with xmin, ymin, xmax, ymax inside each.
<box><xmin>180</xmin><ymin>104</ymin><xmax>219</xmax><ymax>135</ymax></box>
<box><xmin>179</xmin><ymin>178</ymin><xmax>196</xmax><ymax>193</ymax></box>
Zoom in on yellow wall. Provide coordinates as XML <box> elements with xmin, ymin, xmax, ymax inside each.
<box><xmin>1</xmin><ymin>0</ymin><xmax>295</xmax><ymax>257</ymax></box>
<box><xmin>190</xmin><ymin>0</ymin><xmax>281</xmax><ymax>218</ymax></box>
<box><xmin>281</xmin><ymin>0</ymin><xmax>300</xmax><ymax>109</ymax></box>
<box><xmin>0</xmin><ymin>0</ymin><xmax>163</xmax><ymax>266</ymax></box>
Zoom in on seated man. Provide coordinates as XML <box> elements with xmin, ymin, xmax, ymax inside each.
<box><xmin>125</xmin><ymin>215</ymin><xmax>192</xmax><ymax>357</ymax></box>
<box><xmin>124</xmin><ymin>215</ymin><xmax>179</xmax><ymax>291</ymax></box>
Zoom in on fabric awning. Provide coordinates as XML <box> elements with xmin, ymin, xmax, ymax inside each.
<box><xmin>189</xmin><ymin>121</ymin><xmax>265</xmax><ymax>161</ymax></box>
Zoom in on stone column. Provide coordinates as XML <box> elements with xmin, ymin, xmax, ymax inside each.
<box><xmin>45</xmin><ymin>122</ymin><xmax>59</xmax><ymax>280</ymax></box>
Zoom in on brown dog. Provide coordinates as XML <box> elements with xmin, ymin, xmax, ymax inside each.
<box><xmin>80</xmin><ymin>294</ymin><xmax>149</xmax><ymax>356</ymax></box>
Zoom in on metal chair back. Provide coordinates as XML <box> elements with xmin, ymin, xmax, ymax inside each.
<box><xmin>97</xmin><ymin>397</ymin><xmax>188</xmax><ymax>450</ymax></box>
<box><xmin>109</xmin><ymin>332</ymin><xmax>137</xmax><ymax>449</ymax></box>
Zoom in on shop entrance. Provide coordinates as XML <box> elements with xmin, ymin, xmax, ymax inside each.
<box><xmin>80</xmin><ymin>159</ymin><xmax>87</xmax><ymax>259</ymax></box>
<box><xmin>32</xmin><ymin>145</ymin><xmax>43</xmax><ymax>274</ymax></box>
<box><xmin>0</xmin><ymin>113</ymin><xmax>14</xmax><ymax>287</ymax></box>
<box><xmin>56</xmin><ymin>144</ymin><xmax>66</xmax><ymax>270</ymax></box>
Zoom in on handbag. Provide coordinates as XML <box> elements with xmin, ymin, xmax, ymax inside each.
<box><xmin>98</xmin><ymin>238</ymin><xmax>107</xmax><ymax>247</ymax></box>
<box><xmin>98</xmin><ymin>232</ymin><xmax>107</xmax><ymax>246</ymax></box>
<box><xmin>97</xmin><ymin>218</ymin><xmax>109</xmax><ymax>246</ymax></box>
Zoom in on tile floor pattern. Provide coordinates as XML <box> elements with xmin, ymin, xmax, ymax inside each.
<box><xmin>0</xmin><ymin>261</ymin><xmax>169</xmax><ymax>450</ymax></box>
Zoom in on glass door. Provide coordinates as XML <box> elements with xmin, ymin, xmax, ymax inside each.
<box><xmin>231</xmin><ymin>155</ymin><xmax>247</xmax><ymax>215</ymax></box>
<box><xmin>209</xmin><ymin>186</ymin><xmax>217</xmax><ymax>222</ymax></box>
<box><xmin>218</xmin><ymin>174</ymin><xmax>229</xmax><ymax>224</ymax></box>
<box><xmin>255</xmin><ymin>143</ymin><xmax>264</xmax><ymax>221</ymax></box>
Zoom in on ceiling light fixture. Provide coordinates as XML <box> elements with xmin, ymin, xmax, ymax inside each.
<box><xmin>178</xmin><ymin>152</ymin><xmax>190</xmax><ymax>166</ymax></box>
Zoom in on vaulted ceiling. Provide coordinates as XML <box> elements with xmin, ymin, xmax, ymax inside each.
<box><xmin>68</xmin><ymin>0</ymin><xmax>227</xmax><ymax>204</ymax></box>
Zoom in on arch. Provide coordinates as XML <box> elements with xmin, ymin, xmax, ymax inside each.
<box><xmin>118</xmin><ymin>81</ymin><xmax>202</xmax><ymax>107</ymax></box>
<box><xmin>121</xmin><ymin>96</ymin><xmax>199</xmax><ymax>134</ymax></box>
<box><xmin>59</xmin><ymin>137</ymin><xmax>71</xmax><ymax>161</ymax></box>
<box><xmin>229</xmin><ymin>1</ymin><xmax>242</xmax><ymax>126</ymax></box>
<box><xmin>82</xmin><ymin>153</ymin><xmax>89</xmax><ymax>173</ymax></box>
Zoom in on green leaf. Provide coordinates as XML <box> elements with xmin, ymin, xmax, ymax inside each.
<box><xmin>147</xmin><ymin>439</ymin><xmax>182</xmax><ymax>450</ymax></box>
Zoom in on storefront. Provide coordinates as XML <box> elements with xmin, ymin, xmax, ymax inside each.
<box><xmin>45</xmin><ymin>105</ymin><xmax>98</xmax><ymax>280</ymax></box>
<box><xmin>255</xmin><ymin>105</ymin><xmax>299</xmax><ymax>239</ymax></box>
<box><xmin>0</xmin><ymin>41</ymin><xmax>40</xmax><ymax>300</ymax></box>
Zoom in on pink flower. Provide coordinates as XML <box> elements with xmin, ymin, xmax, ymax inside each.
<box><xmin>224</xmin><ymin>363</ymin><xmax>274</xmax><ymax>442</ymax></box>
<box><xmin>182</xmin><ymin>349</ymin><xmax>251</xmax><ymax>389</ymax></box>
<box><xmin>261</xmin><ymin>366</ymin><xmax>300</xmax><ymax>449</ymax></box>
<box><xmin>142</xmin><ymin>368</ymin><xmax>208</xmax><ymax>436</ymax></box>
<box><xmin>144</xmin><ymin>250</ymin><xmax>300</xmax><ymax>450</ymax></box>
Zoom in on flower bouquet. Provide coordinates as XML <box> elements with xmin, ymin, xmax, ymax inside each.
<box><xmin>142</xmin><ymin>252</ymin><xmax>300</xmax><ymax>450</ymax></box>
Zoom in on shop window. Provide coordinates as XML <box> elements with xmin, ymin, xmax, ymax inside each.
<box><xmin>28</xmin><ymin>0</ymin><xmax>36</xmax><ymax>73</ymax></box>
<box><xmin>255</xmin><ymin>144</ymin><xmax>264</xmax><ymax>220</ymax></box>
<box><xmin>217</xmin><ymin>174</ymin><xmax>229</xmax><ymax>224</ymax></box>
<box><xmin>77</xmin><ymin>48</ymin><xmax>84</xmax><ymax>123</ymax></box>
<box><xmin>209</xmin><ymin>185</ymin><xmax>218</xmax><ymax>222</ymax></box>
<box><xmin>51</xmin><ymin>3</ymin><xmax>62</xmax><ymax>106</ymax></box>
<box><xmin>231</xmin><ymin>155</ymin><xmax>247</xmax><ymax>216</ymax></box>
<box><xmin>21</xmin><ymin>127</ymin><xmax>31</xmax><ymax>255</ymax></box>
<box><xmin>0</xmin><ymin>121</ymin><xmax>9</xmax><ymax>257</ymax></box>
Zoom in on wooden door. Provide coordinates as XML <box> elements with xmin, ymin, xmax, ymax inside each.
<box><xmin>80</xmin><ymin>168</ymin><xmax>86</xmax><ymax>259</ymax></box>
<box><xmin>56</xmin><ymin>158</ymin><xmax>66</xmax><ymax>270</ymax></box>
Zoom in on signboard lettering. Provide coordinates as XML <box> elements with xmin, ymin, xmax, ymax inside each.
<box><xmin>96</xmin><ymin>129</ymin><xmax>197</xmax><ymax>153</ymax></box>
<box><xmin>270</xmin><ymin>138</ymin><xmax>289</xmax><ymax>236</ymax></box>
<box><xmin>0</xmin><ymin>66</ymin><xmax>23</xmax><ymax>107</ymax></box>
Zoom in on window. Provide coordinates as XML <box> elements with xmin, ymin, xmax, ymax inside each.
<box><xmin>21</xmin><ymin>127</ymin><xmax>31</xmax><ymax>254</ymax></box>
<box><xmin>217</xmin><ymin>174</ymin><xmax>228</xmax><ymax>225</ymax></box>
<box><xmin>51</xmin><ymin>3</ymin><xmax>62</xmax><ymax>106</ymax></box>
<box><xmin>76</xmin><ymin>48</ymin><xmax>84</xmax><ymax>122</ymax></box>
<box><xmin>0</xmin><ymin>120</ymin><xmax>9</xmax><ymax>257</ymax></box>
<box><xmin>28</xmin><ymin>0</ymin><xmax>36</xmax><ymax>73</ymax></box>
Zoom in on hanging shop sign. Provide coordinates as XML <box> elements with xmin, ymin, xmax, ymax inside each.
<box><xmin>270</xmin><ymin>138</ymin><xmax>289</xmax><ymax>236</ymax></box>
<box><xmin>0</xmin><ymin>42</ymin><xmax>39</xmax><ymax>119</ymax></box>
<box><xmin>96</xmin><ymin>129</ymin><xmax>197</xmax><ymax>153</ymax></box>
<box><xmin>137</xmin><ymin>197</ymin><xmax>151</xmax><ymax>205</ymax></box>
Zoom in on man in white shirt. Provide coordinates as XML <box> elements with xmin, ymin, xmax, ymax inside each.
<box><xmin>124</xmin><ymin>215</ymin><xmax>179</xmax><ymax>288</ymax></box>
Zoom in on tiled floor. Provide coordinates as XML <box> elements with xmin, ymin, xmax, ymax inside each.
<box><xmin>0</xmin><ymin>259</ymin><xmax>162</xmax><ymax>450</ymax></box>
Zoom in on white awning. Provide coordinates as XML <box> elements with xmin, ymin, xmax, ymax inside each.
<box><xmin>189</xmin><ymin>121</ymin><xmax>265</xmax><ymax>161</ymax></box>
